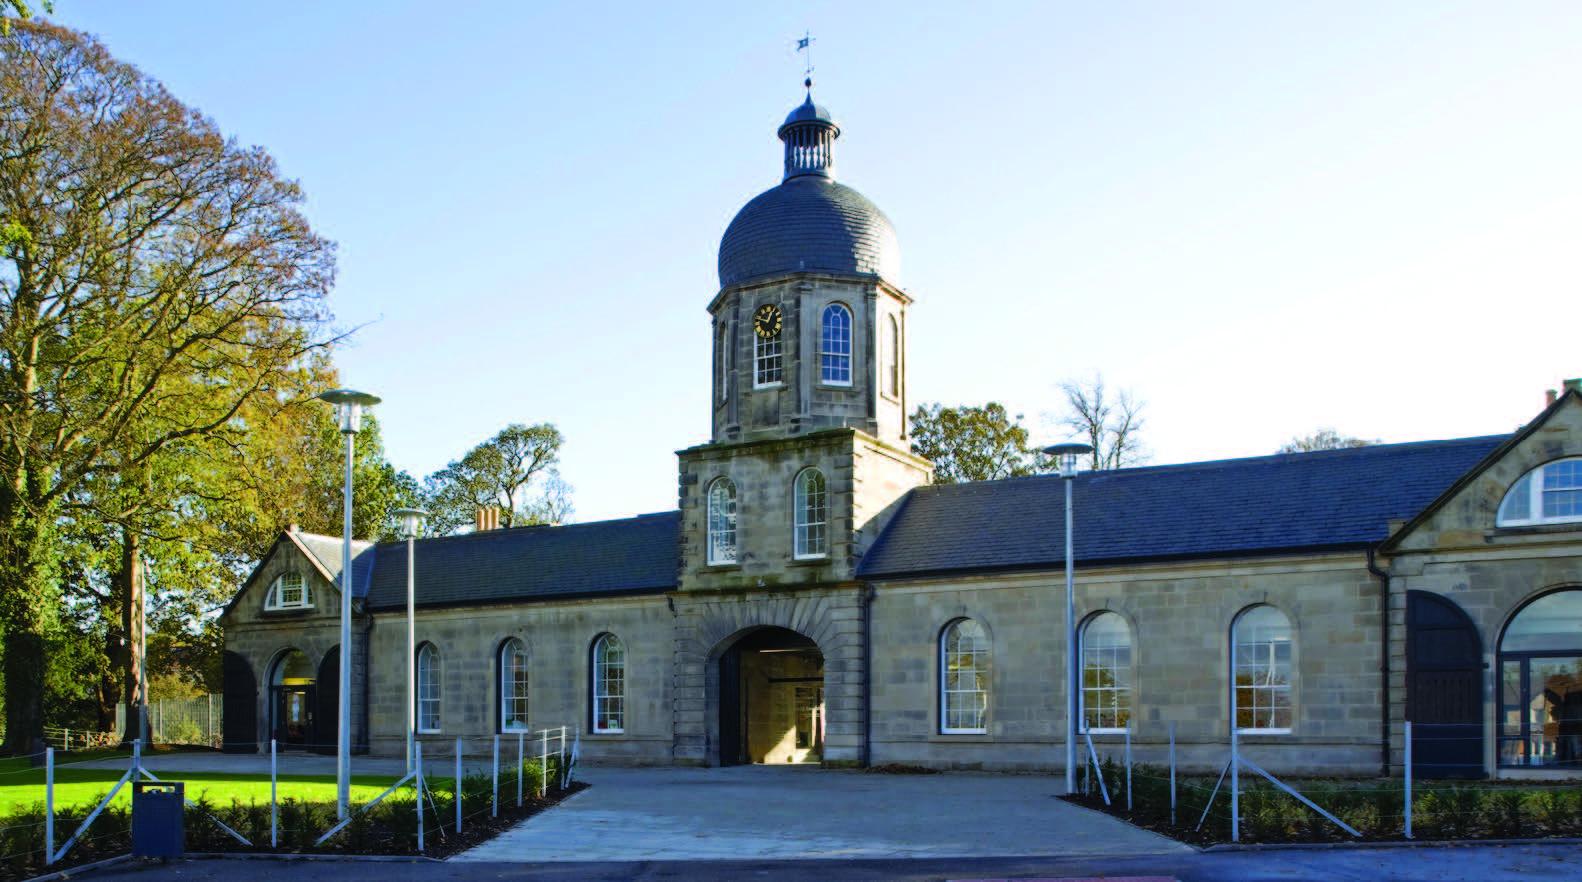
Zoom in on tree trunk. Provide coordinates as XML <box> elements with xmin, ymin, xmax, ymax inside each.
<box><xmin>0</xmin><ymin>500</ymin><xmax>51</xmax><ymax>757</ymax></box>
<box><xmin>117</xmin><ymin>529</ymin><xmax>145</xmax><ymax>747</ymax></box>
<box><xmin>1</xmin><ymin>630</ymin><xmax>48</xmax><ymax>757</ymax></box>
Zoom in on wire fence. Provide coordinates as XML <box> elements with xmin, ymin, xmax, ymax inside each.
<box><xmin>1071</xmin><ymin>721</ymin><xmax>1582</xmax><ymax>844</ymax></box>
<box><xmin>0</xmin><ymin>725</ymin><xmax>579</xmax><ymax>880</ymax></box>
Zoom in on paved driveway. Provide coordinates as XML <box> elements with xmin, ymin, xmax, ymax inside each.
<box><xmin>452</xmin><ymin>764</ymin><xmax>1191</xmax><ymax>862</ymax></box>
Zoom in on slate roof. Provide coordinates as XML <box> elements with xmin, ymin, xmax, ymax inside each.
<box><xmin>291</xmin><ymin>533</ymin><xmax>377</xmax><ymax>598</ymax></box>
<box><xmin>361</xmin><ymin>511</ymin><xmax>678</xmax><ymax>611</ymax></box>
<box><xmin>858</xmin><ymin>436</ymin><xmax>1506</xmax><ymax>579</ymax></box>
<box><xmin>717</xmin><ymin>177</ymin><xmax>900</xmax><ymax>289</ymax></box>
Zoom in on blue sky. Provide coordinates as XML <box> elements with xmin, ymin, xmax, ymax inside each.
<box><xmin>49</xmin><ymin>2</ymin><xmax>1582</xmax><ymax>523</ymax></box>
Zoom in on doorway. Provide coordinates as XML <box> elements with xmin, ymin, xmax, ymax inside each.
<box><xmin>718</xmin><ymin>628</ymin><xmax>825</xmax><ymax>766</ymax></box>
<box><xmin>1406</xmin><ymin>591</ymin><xmax>1484</xmax><ymax>778</ymax></box>
<box><xmin>269</xmin><ymin>649</ymin><xmax>317</xmax><ymax>750</ymax></box>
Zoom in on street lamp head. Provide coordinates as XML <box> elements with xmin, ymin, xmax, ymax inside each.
<box><xmin>394</xmin><ymin>507</ymin><xmax>429</xmax><ymax>541</ymax></box>
<box><xmin>1042</xmin><ymin>442</ymin><xmax>1094</xmax><ymax>479</ymax></box>
<box><xmin>317</xmin><ymin>388</ymin><xmax>381</xmax><ymax>434</ymax></box>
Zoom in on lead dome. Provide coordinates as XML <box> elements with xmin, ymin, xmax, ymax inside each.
<box><xmin>717</xmin><ymin>94</ymin><xmax>900</xmax><ymax>289</ymax></box>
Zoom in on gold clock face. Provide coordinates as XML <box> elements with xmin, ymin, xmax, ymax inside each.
<box><xmin>753</xmin><ymin>304</ymin><xmax>782</xmax><ymax>339</ymax></box>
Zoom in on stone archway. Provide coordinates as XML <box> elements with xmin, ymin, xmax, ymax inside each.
<box><xmin>717</xmin><ymin>627</ymin><xmax>824</xmax><ymax>766</ymax></box>
<box><xmin>671</xmin><ymin>589</ymin><xmax>866</xmax><ymax>768</ymax></box>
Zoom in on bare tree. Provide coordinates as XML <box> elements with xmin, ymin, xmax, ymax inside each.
<box><xmin>1277</xmin><ymin>429</ymin><xmax>1377</xmax><ymax>454</ymax></box>
<box><xmin>1052</xmin><ymin>374</ymin><xmax>1149</xmax><ymax>470</ymax></box>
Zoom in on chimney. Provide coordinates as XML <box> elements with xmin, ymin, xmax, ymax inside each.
<box><xmin>474</xmin><ymin>506</ymin><xmax>501</xmax><ymax>532</ymax></box>
<box><xmin>1548</xmin><ymin>389</ymin><xmax>1558</xmax><ymax>406</ymax></box>
<box><xmin>1565</xmin><ymin>378</ymin><xmax>1582</xmax><ymax>394</ymax></box>
<box><xmin>287</xmin><ymin>523</ymin><xmax>299</xmax><ymax>534</ymax></box>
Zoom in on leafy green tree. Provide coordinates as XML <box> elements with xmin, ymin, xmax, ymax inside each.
<box><xmin>424</xmin><ymin>424</ymin><xmax>571</xmax><ymax>535</ymax></box>
<box><xmin>0</xmin><ymin>22</ymin><xmax>336</xmax><ymax>754</ymax></box>
<box><xmin>1277</xmin><ymin>429</ymin><xmax>1377</xmax><ymax>454</ymax></box>
<box><xmin>909</xmin><ymin>402</ymin><xmax>1050</xmax><ymax>484</ymax></box>
<box><xmin>1052</xmin><ymin>374</ymin><xmax>1149</xmax><ymax>471</ymax></box>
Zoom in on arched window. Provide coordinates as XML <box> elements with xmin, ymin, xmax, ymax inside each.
<box><xmin>264</xmin><ymin>572</ymin><xmax>311</xmax><ymax>610</ymax></box>
<box><xmin>416</xmin><ymin>643</ymin><xmax>442</xmax><ymax>733</ymax></box>
<box><xmin>591</xmin><ymin>634</ymin><xmax>626</xmax><ymax>734</ymax></box>
<box><xmin>499</xmin><ymin>638</ymin><xmax>529</xmax><ymax>733</ymax></box>
<box><xmin>716</xmin><ymin>322</ymin><xmax>730</xmax><ymax>402</ymax></box>
<box><xmin>940</xmin><ymin>619</ymin><xmax>990</xmax><ymax>734</ymax></box>
<box><xmin>794</xmin><ymin>468</ymin><xmax>827</xmax><ymax>558</ymax></box>
<box><xmin>884</xmin><ymin>314</ymin><xmax>900</xmax><ymax>398</ymax></box>
<box><xmin>1498</xmin><ymin>589</ymin><xmax>1582</xmax><ymax>767</ymax></box>
<box><xmin>820</xmin><ymin>304</ymin><xmax>851</xmax><ymax>385</ymax></box>
<box><xmin>707</xmin><ymin>477</ymin><xmax>738</xmax><ymax>565</ymax></box>
<box><xmin>1081</xmin><ymin>612</ymin><xmax>1133</xmax><ymax>732</ymax></box>
<box><xmin>1498</xmin><ymin>458</ymin><xmax>1582</xmax><ymax>526</ymax></box>
<box><xmin>1232</xmin><ymin>606</ymin><xmax>1293</xmax><ymax>732</ymax></box>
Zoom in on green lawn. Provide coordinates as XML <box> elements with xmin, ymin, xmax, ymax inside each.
<box><xmin>0</xmin><ymin>754</ymin><xmax>425</xmax><ymax>815</ymax></box>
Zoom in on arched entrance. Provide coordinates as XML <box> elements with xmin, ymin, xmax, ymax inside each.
<box><xmin>717</xmin><ymin>627</ymin><xmax>825</xmax><ymax>766</ymax></box>
<box><xmin>268</xmin><ymin>649</ymin><xmax>317</xmax><ymax>751</ymax></box>
<box><xmin>1406</xmin><ymin>591</ymin><xmax>1483</xmax><ymax>778</ymax></box>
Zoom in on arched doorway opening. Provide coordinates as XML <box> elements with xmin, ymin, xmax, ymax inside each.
<box><xmin>268</xmin><ymin>649</ymin><xmax>317</xmax><ymax>750</ymax></box>
<box><xmin>1406</xmin><ymin>591</ymin><xmax>1484</xmax><ymax>777</ymax></box>
<box><xmin>717</xmin><ymin>627</ymin><xmax>825</xmax><ymax>766</ymax></box>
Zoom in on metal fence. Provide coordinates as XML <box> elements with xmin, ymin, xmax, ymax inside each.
<box><xmin>110</xmin><ymin>695</ymin><xmax>223</xmax><ymax>748</ymax></box>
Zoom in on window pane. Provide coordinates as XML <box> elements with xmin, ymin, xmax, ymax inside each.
<box><xmin>795</xmin><ymin>469</ymin><xmax>827</xmax><ymax>557</ymax></box>
<box><xmin>1082</xmin><ymin>613</ymin><xmax>1133</xmax><ymax>731</ymax></box>
<box><xmin>941</xmin><ymin>620</ymin><xmax>989</xmax><ymax>732</ymax></box>
<box><xmin>1502</xmin><ymin>591</ymin><xmax>1582</xmax><ymax>652</ymax></box>
<box><xmin>1498</xmin><ymin>473</ymin><xmax>1533</xmax><ymax>523</ymax></box>
<box><xmin>1528</xmin><ymin>658</ymin><xmax>1582</xmax><ymax>767</ymax></box>
<box><xmin>418</xmin><ymin>646</ymin><xmax>441</xmax><ymax>731</ymax></box>
<box><xmin>594</xmin><ymin>635</ymin><xmax>626</xmax><ymax>733</ymax></box>
<box><xmin>820</xmin><ymin>305</ymin><xmax>851</xmax><ymax>384</ymax></box>
<box><xmin>1233</xmin><ymin>607</ymin><xmax>1292</xmax><ymax>730</ymax></box>
<box><xmin>502</xmin><ymin>640</ymin><xmax>529</xmax><ymax>731</ymax></box>
<box><xmin>707</xmin><ymin>479</ymin><xmax>738</xmax><ymax>564</ymax></box>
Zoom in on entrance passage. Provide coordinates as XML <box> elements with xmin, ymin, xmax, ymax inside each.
<box><xmin>718</xmin><ymin>628</ymin><xmax>824</xmax><ymax>766</ymax></box>
<box><xmin>269</xmin><ymin>649</ymin><xmax>317</xmax><ymax>750</ymax></box>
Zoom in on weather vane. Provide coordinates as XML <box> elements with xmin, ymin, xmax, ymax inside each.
<box><xmin>796</xmin><ymin>30</ymin><xmax>815</xmax><ymax>90</ymax></box>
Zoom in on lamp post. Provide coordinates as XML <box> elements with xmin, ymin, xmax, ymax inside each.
<box><xmin>317</xmin><ymin>388</ymin><xmax>380</xmax><ymax>820</ymax></box>
<box><xmin>394</xmin><ymin>507</ymin><xmax>428</xmax><ymax>774</ymax></box>
<box><xmin>1044</xmin><ymin>442</ymin><xmax>1093</xmax><ymax>795</ymax></box>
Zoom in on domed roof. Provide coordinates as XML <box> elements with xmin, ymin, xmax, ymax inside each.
<box><xmin>717</xmin><ymin>93</ymin><xmax>900</xmax><ymax>289</ymax></box>
<box><xmin>718</xmin><ymin>177</ymin><xmax>899</xmax><ymax>288</ymax></box>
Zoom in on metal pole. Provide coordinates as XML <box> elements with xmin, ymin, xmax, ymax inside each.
<box><xmin>414</xmin><ymin>531</ymin><xmax>420</xmax><ymax>774</ymax></box>
<box><xmin>1169</xmin><ymin>721</ymin><xmax>1177</xmax><ymax>826</ymax></box>
<box><xmin>337</xmin><ymin>426</ymin><xmax>355</xmax><ymax>820</ymax></box>
<box><xmin>270</xmin><ymin>739</ymin><xmax>278</xmax><ymax>847</ymax></box>
<box><xmin>44</xmin><ymin>747</ymin><xmax>53</xmax><ymax>865</ymax></box>
<box><xmin>1064</xmin><ymin>472</ymin><xmax>1077</xmax><ymax>795</ymax></box>
<box><xmin>455</xmin><ymin>738</ymin><xmax>463</xmax><ymax>833</ymax></box>
<box><xmin>1230</xmin><ymin>723</ymin><xmax>1240</xmax><ymax>842</ymax></box>
<box><xmin>517</xmin><ymin>732</ymin><xmax>524</xmax><ymax>807</ymax></box>
<box><xmin>1125</xmin><ymin>728</ymin><xmax>1132</xmax><ymax>812</ymax></box>
<box><xmin>416</xmin><ymin>741</ymin><xmax>425</xmax><ymax>853</ymax></box>
<box><xmin>492</xmin><ymin>735</ymin><xmax>499</xmax><ymax>818</ymax></box>
<box><xmin>139</xmin><ymin>581</ymin><xmax>148</xmax><ymax>746</ymax></box>
<box><xmin>1404</xmin><ymin>720</ymin><xmax>1413</xmax><ymax>839</ymax></box>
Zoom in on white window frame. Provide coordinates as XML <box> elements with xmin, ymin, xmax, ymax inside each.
<box><xmin>717</xmin><ymin>322</ymin><xmax>730</xmax><ymax>402</ymax></box>
<box><xmin>820</xmin><ymin>304</ymin><xmax>852</xmax><ymax>386</ymax></box>
<box><xmin>592</xmin><ymin>634</ymin><xmax>626</xmax><ymax>734</ymax></box>
<box><xmin>1497</xmin><ymin>458</ymin><xmax>1582</xmax><ymax>526</ymax></box>
<box><xmin>417</xmin><ymin>643</ymin><xmax>442</xmax><ymax>733</ymax></box>
<box><xmin>883</xmin><ymin>314</ymin><xmax>900</xmax><ymax>399</ymax></box>
<box><xmin>940</xmin><ymin>618</ymin><xmax>990</xmax><ymax>734</ymax></box>
<box><xmin>1232</xmin><ymin>606</ymin><xmax>1293</xmax><ymax>734</ymax></box>
<box><xmin>754</xmin><ymin>325</ymin><xmax>783</xmax><ymax>388</ymax></box>
<box><xmin>500</xmin><ymin>638</ymin><xmax>530</xmax><ymax>733</ymax></box>
<box><xmin>264</xmin><ymin>573</ymin><xmax>311</xmax><ymax>610</ymax></box>
<box><xmin>793</xmin><ymin>468</ymin><xmax>828</xmax><ymax>559</ymax></box>
<box><xmin>707</xmin><ymin>477</ymin><xmax>738</xmax><ymax>565</ymax></box>
<box><xmin>1080</xmin><ymin>612</ymin><xmax>1133</xmax><ymax>734</ymax></box>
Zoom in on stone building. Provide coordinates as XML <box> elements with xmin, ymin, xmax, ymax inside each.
<box><xmin>221</xmin><ymin>89</ymin><xmax>1582</xmax><ymax>780</ymax></box>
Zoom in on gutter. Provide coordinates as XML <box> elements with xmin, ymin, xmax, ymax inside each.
<box><xmin>1367</xmin><ymin>544</ymin><xmax>1391</xmax><ymax>776</ymax></box>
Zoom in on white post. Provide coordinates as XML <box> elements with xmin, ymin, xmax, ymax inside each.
<box><xmin>1063</xmin><ymin>472</ymin><xmax>1077</xmax><ymax>796</ymax></box>
<box><xmin>416</xmin><ymin>741</ymin><xmax>425</xmax><ymax>853</ymax></box>
<box><xmin>270</xmin><ymin>739</ymin><xmax>278</xmax><ymax>847</ymax></box>
<box><xmin>44</xmin><ymin>747</ymin><xmax>53</xmax><ymax>865</ymax></box>
<box><xmin>540</xmin><ymin>729</ymin><xmax>548</xmax><ymax>798</ymax></box>
<box><xmin>455</xmin><ymin>738</ymin><xmax>463</xmax><ymax>833</ymax></box>
<box><xmin>1169</xmin><ymin>721</ymin><xmax>1177</xmax><ymax>826</ymax></box>
<box><xmin>1404</xmin><ymin>720</ymin><xmax>1413</xmax><ymax>839</ymax></box>
<box><xmin>517</xmin><ymin>732</ymin><xmax>524</xmax><ymax>807</ymax></box>
<box><xmin>1230</xmin><ymin>726</ymin><xmax>1240</xmax><ymax>843</ymax></box>
<box><xmin>492</xmin><ymin>735</ymin><xmax>500</xmax><ymax>818</ymax></box>
<box><xmin>406</xmin><ymin>534</ymin><xmax>416</xmax><ymax>774</ymax></box>
<box><xmin>1125</xmin><ymin>728</ymin><xmax>1132</xmax><ymax>812</ymax></box>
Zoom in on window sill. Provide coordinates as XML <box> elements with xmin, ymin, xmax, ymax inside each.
<box><xmin>261</xmin><ymin>607</ymin><xmax>315</xmax><ymax>616</ymax></box>
<box><xmin>589</xmin><ymin>730</ymin><xmax>625</xmax><ymax>737</ymax></box>
<box><xmin>790</xmin><ymin>555</ymin><xmax>828</xmax><ymax>566</ymax></box>
<box><xmin>1235</xmin><ymin>728</ymin><xmax>1292</xmax><ymax>736</ymax></box>
<box><xmin>753</xmin><ymin>382</ymin><xmax>784</xmax><ymax>391</ymax></box>
<box><xmin>702</xmin><ymin>562</ymin><xmax>740</xmax><ymax>572</ymax></box>
<box><xmin>931</xmin><ymin>732</ymin><xmax>991</xmax><ymax>742</ymax></box>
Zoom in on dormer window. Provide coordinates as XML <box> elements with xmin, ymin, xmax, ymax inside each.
<box><xmin>1498</xmin><ymin>458</ymin><xmax>1582</xmax><ymax>526</ymax></box>
<box><xmin>265</xmin><ymin>573</ymin><xmax>311</xmax><ymax>610</ymax></box>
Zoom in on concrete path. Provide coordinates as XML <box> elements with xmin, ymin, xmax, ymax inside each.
<box><xmin>451</xmin><ymin>764</ymin><xmax>1191</xmax><ymax>862</ymax></box>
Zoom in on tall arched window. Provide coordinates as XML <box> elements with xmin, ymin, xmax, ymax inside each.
<box><xmin>592</xmin><ymin>634</ymin><xmax>626</xmax><ymax>734</ymax></box>
<box><xmin>416</xmin><ymin>643</ymin><xmax>442</xmax><ymax>733</ymax></box>
<box><xmin>1498</xmin><ymin>589</ymin><xmax>1582</xmax><ymax>767</ymax></box>
<box><xmin>794</xmin><ymin>468</ymin><xmax>827</xmax><ymax>558</ymax></box>
<box><xmin>716</xmin><ymin>322</ymin><xmax>730</xmax><ymax>402</ymax></box>
<box><xmin>707</xmin><ymin>477</ymin><xmax>738</xmax><ymax>565</ymax></box>
<box><xmin>884</xmin><ymin>314</ymin><xmax>900</xmax><ymax>398</ymax></box>
<box><xmin>1081</xmin><ymin>612</ymin><xmax>1133</xmax><ymax>732</ymax></box>
<box><xmin>1498</xmin><ymin>458</ymin><xmax>1582</xmax><ymax>526</ymax></box>
<box><xmin>940</xmin><ymin>619</ymin><xmax>990</xmax><ymax>734</ymax></box>
<box><xmin>499</xmin><ymin>638</ymin><xmax>529</xmax><ymax>733</ymax></box>
<box><xmin>820</xmin><ymin>304</ymin><xmax>851</xmax><ymax>385</ymax></box>
<box><xmin>1232</xmin><ymin>606</ymin><xmax>1293</xmax><ymax>732</ymax></box>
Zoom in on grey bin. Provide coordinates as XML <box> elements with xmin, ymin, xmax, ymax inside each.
<box><xmin>131</xmin><ymin>781</ymin><xmax>184</xmax><ymax>858</ymax></box>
